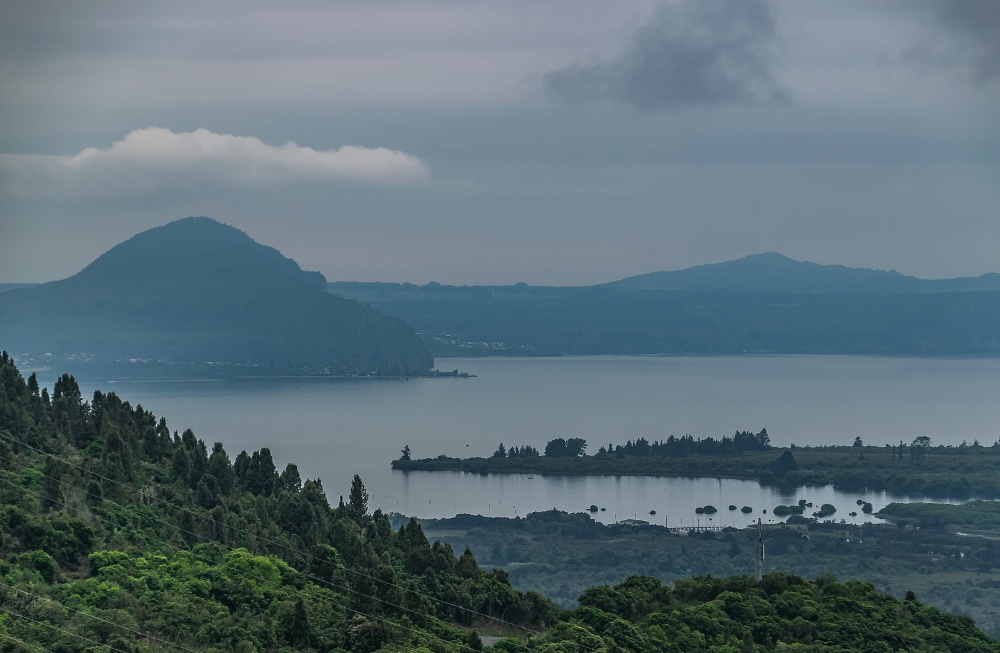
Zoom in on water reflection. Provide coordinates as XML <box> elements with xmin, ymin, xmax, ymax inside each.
<box><xmin>382</xmin><ymin>471</ymin><xmax>963</xmax><ymax>527</ymax></box>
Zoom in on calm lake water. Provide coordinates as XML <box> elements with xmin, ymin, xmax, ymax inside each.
<box><xmin>66</xmin><ymin>355</ymin><xmax>999</xmax><ymax>527</ymax></box>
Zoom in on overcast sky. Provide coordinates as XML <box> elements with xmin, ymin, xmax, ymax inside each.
<box><xmin>1</xmin><ymin>0</ymin><xmax>998</xmax><ymax>284</ymax></box>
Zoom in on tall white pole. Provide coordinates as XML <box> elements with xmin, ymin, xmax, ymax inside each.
<box><xmin>755</xmin><ymin>518</ymin><xmax>765</xmax><ymax>582</ymax></box>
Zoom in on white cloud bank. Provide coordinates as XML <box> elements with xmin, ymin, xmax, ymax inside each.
<box><xmin>65</xmin><ymin>127</ymin><xmax>430</xmax><ymax>184</ymax></box>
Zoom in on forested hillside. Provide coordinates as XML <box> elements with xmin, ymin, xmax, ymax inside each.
<box><xmin>0</xmin><ymin>353</ymin><xmax>550</xmax><ymax>651</ymax></box>
<box><xmin>2</xmin><ymin>352</ymin><xmax>997</xmax><ymax>651</ymax></box>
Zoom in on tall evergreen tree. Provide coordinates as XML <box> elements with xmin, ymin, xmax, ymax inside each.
<box><xmin>279</xmin><ymin>462</ymin><xmax>302</xmax><ymax>493</ymax></box>
<box><xmin>189</xmin><ymin>439</ymin><xmax>209</xmax><ymax>489</ymax></box>
<box><xmin>170</xmin><ymin>446</ymin><xmax>190</xmax><ymax>484</ymax></box>
<box><xmin>156</xmin><ymin>417</ymin><xmax>171</xmax><ymax>456</ymax></box>
<box><xmin>348</xmin><ymin>474</ymin><xmax>368</xmax><ymax>523</ymax></box>
<box><xmin>287</xmin><ymin>598</ymin><xmax>311</xmax><ymax>648</ymax></box>
<box><xmin>246</xmin><ymin>447</ymin><xmax>278</xmax><ymax>496</ymax></box>
<box><xmin>208</xmin><ymin>442</ymin><xmax>235</xmax><ymax>494</ymax></box>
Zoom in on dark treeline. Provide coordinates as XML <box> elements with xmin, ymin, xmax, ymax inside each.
<box><xmin>544</xmin><ymin>438</ymin><xmax>586</xmax><ymax>457</ymax></box>
<box><xmin>487</xmin><ymin>430</ymin><xmax>771</xmax><ymax>462</ymax></box>
<box><xmin>493</xmin><ymin>443</ymin><xmax>540</xmax><ymax>458</ymax></box>
<box><xmin>596</xmin><ymin>429</ymin><xmax>772</xmax><ymax>458</ymax></box>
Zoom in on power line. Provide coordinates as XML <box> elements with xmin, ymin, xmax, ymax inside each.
<box><xmin>0</xmin><ymin>432</ymin><xmax>553</xmax><ymax>640</ymax></box>
<box><xmin>1</xmin><ymin>431</ymin><xmax>602</xmax><ymax>651</ymax></box>
<box><xmin>0</xmin><ymin>604</ymin><xmax>118</xmax><ymax>652</ymax></box>
<box><xmin>0</xmin><ymin>469</ymin><xmax>525</xmax><ymax>653</ymax></box>
<box><xmin>0</xmin><ymin>580</ymin><xmax>198</xmax><ymax>653</ymax></box>
<box><xmin>0</xmin><ymin>629</ymin><xmax>52</xmax><ymax>653</ymax></box>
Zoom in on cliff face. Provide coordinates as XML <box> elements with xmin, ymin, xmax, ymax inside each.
<box><xmin>0</xmin><ymin>217</ymin><xmax>433</xmax><ymax>375</ymax></box>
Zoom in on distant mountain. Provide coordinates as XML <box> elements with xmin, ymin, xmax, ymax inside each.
<box><xmin>329</xmin><ymin>252</ymin><xmax>1000</xmax><ymax>357</ymax></box>
<box><xmin>606</xmin><ymin>252</ymin><xmax>1000</xmax><ymax>295</ymax></box>
<box><xmin>0</xmin><ymin>217</ymin><xmax>433</xmax><ymax>376</ymax></box>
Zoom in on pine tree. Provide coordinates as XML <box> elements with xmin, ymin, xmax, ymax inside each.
<box><xmin>288</xmin><ymin>598</ymin><xmax>311</xmax><ymax>648</ymax></box>
<box><xmin>170</xmin><ymin>446</ymin><xmax>190</xmax><ymax>484</ymax></box>
<box><xmin>208</xmin><ymin>442</ymin><xmax>235</xmax><ymax>494</ymax></box>
<box><xmin>279</xmin><ymin>463</ymin><xmax>302</xmax><ymax>493</ymax></box>
<box><xmin>348</xmin><ymin>474</ymin><xmax>368</xmax><ymax>523</ymax></box>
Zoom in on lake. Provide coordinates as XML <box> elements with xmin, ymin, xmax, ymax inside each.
<box><xmin>67</xmin><ymin>355</ymin><xmax>1000</xmax><ymax>526</ymax></box>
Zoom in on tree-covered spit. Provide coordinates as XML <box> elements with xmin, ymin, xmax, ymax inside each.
<box><xmin>396</xmin><ymin>433</ymin><xmax>1000</xmax><ymax>500</ymax></box>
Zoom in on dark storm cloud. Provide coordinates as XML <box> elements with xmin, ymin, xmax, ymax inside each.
<box><xmin>544</xmin><ymin>0</ymin><xmax>786</xmax><ymax>110</ymax></box>
<box><xmin>901</xmin><ymin>0</ymin><xmax>1000</xmax><ymax>84</ymax></box>
<box><xmin>929</xmin><ymin>0</ymin><xmax>1000</xmax><ymax>82</ymax></box>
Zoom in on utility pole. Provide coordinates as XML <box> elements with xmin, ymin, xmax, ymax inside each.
<box><xmin>755</xmin><ymin>518</ymin><xmax>765</xmax><ymax>582</ymax></box>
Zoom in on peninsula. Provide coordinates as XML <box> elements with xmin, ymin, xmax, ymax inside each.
<box><xmin>394</xmin><ymin>433</ymin><xmax>1000</xmax><ymax>499</ymax></box>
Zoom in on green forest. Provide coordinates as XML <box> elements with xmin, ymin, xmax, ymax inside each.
<box><xmin>2</xmin><ymin>352</ymin><xmax>998</xmax><ymax>651</ymax></box>
<box><xmin>0</xmin><ymin>354</ymin><xmax>549</xmax><ymax>651</ymax></box>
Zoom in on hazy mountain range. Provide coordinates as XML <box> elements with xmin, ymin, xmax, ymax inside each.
<box><xmin>3</xmin><ymin>220</ymin><xmax>998</xmax><ymax>369</ymax></box>
<box><xmin>330</xmin><ymin>256</ymin><xmax>1000</xmax><ymax>357</ymax></box>
<box><xmin>7</xmin><ymin>251</ymin><xmax>1000</xmax><ymax>297</ymax></box>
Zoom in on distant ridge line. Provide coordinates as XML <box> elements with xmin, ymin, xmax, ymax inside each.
<box><xmin>602</xmin><ymin>252</ymin><xmax>1000</xmax><ymax>296</ymax></box>
<box><xmin>323</xmin><ymin>252</ymin><xmax>1000</xmax><ymax>296</ymax></box>
<box><xmin>6</xmin><ymin>250</ymin><xmax>999</xmax><ymax>295</ymax></box>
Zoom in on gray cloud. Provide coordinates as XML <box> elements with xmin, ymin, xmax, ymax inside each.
<box><xmin>1</xmin><ymin>1</ymin><xmax>998</xmax><ymax>287</ymax></box>
<box><xmin>544</xmin><ymin>0</ymin><xmax>786</xmax><ymax>109</ymax></box>
<box><xmin>930</xmin><ymin>0</ymin><xmax>1000</xmax><ymax>82</ymax></box>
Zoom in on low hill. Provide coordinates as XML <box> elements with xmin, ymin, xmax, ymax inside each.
<box><xmin>0</xmin><ymin>217</ymin><xmax>433</xmax><ymax>376</ymax></box>
<box><xmin>606</xmin><ymin>252</ymin><xmax>1000</xmax><ymax>295</ymax></box>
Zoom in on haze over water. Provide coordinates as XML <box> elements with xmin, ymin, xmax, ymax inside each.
<box><xmin>73</xmin><ymin>355</ymin><xmax>1000</xmax><ymax>525</ymax></box>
